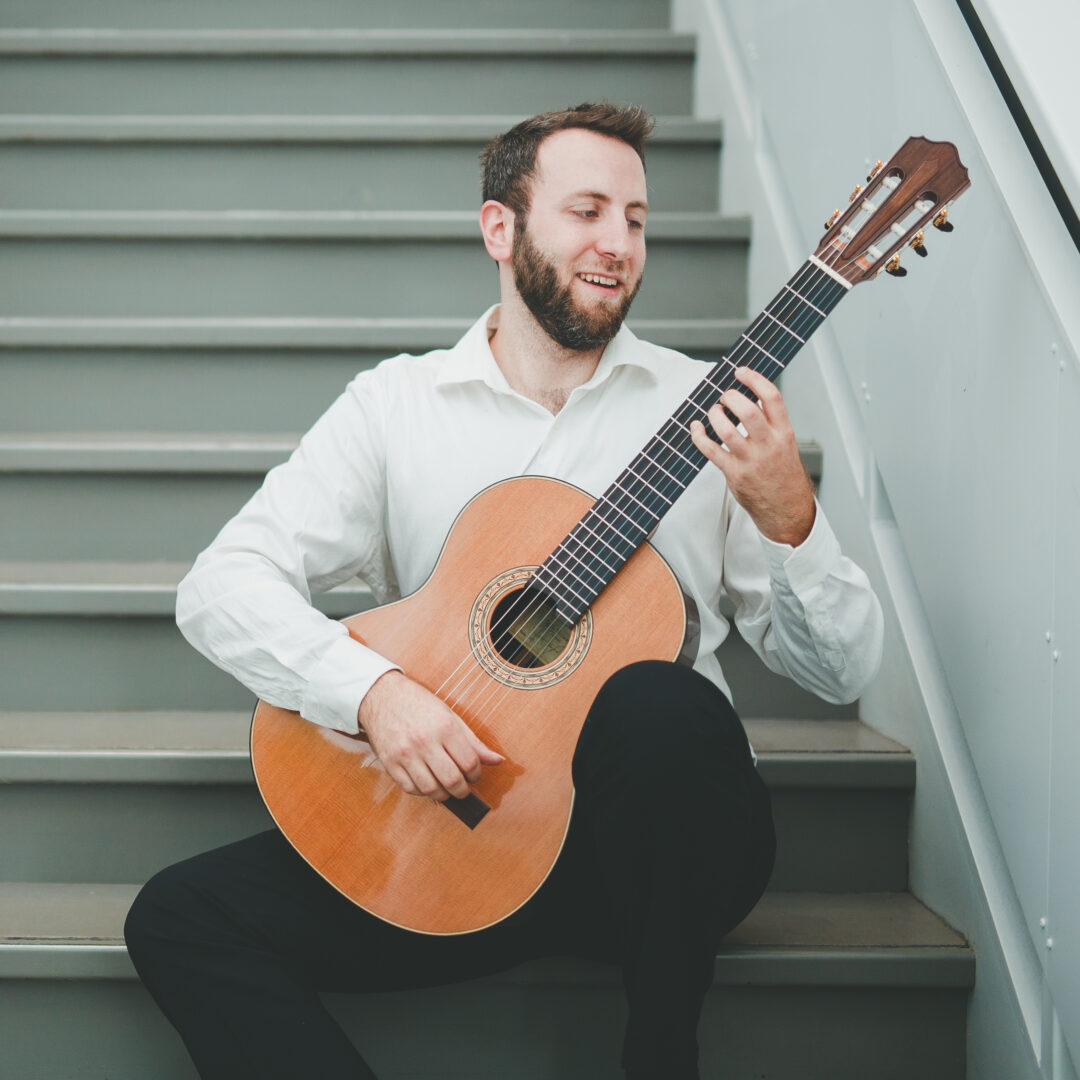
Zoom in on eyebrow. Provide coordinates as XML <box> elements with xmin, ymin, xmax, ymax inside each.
<box><xmin>570</xmin><ymin>190</ymin><xmax>650</xmax><ymax>213</ymax></box>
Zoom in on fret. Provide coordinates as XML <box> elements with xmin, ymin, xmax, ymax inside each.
<box><xmin>760</xmin><ymin>309</ymin><xmax>806</xmax><ymax>345</ymax></box>
<box><xmin>783</xmin><ymin>281</ymin><xmax>827</xmax><ymax>319</ymax></box>
<box><xmin>537</xmin><ymin>259</ymin><xmax>849</xmax><ymax>625</ymax></box>
<box><xmin>736</xmin><ymin>333</ymin><xmax>786</xmax><ymax>376</ymax></box>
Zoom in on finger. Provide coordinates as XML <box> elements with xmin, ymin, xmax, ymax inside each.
<box><xmin>689</xmin><ymin>418</ymin><xmax>730</xmax><ymax>470</ymax></box>
<box><xmin>706</xmin><ymin>402</ymin><xmax>748</xmax><ymax>449</ymax></box>
<box><xmin>718</xmin><ymin>386</ymin><xmax>764</xmax><ymax>434</ymax></box>
<box><xmin>384</xmin><ymin>761</ymin><xmax>422</xmax><ymax>798</ymax></box>
<box><xmin>734</xmin><ymin>366</ymin><xmax>789</xmax><ymax>424</ymax></box>
<box><xmin>408</xmin><ymin>757</ymin><xmax>455</xmax><ymax>801</ymax></box>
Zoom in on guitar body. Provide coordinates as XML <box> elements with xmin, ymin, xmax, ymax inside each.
<box><xmin>251</xmin><ymin>475</ymin><xmax>695</xmax><ymax>935</ymax></box>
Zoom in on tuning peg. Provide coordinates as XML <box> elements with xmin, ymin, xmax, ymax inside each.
<box><xmin>866</xmin><ymin>160</ymin><xmax>883</xmax><ymax>183</ymax></box>
<box><xmin>823</xmin><ymin>208</ymin><xmax>841</xmax><ymax>231</ymax></box>
<box><xmin>885</xmin><ymin>255</ymin><xmax>907</xmax><ymax>277</ymax></box>
<box><xmin>909</xmin><ymin>231</ymin><xmax>928</xmax><ymax>257</ymax></box>
<box><xmin>933</xmin><ymin>209</ymin><xmax>954</xmax><ymax>232</ymax></box>
<box><xmin>848</xmin><ymin>183</ymin><xmax>863</xmax><ymax>203</ymax></box>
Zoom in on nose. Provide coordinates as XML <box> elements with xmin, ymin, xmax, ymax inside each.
<box><xmin>595</xmin><ymin>214</ymin><xmax>636</xmax><ymax>263</ymax></box>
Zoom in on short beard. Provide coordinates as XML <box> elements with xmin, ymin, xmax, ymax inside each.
<box><xmin>510</xmin><ymin>220</ymin><xmax>641</xmax><ymax>352</ymax></box>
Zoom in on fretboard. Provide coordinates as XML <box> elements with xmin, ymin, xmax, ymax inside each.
<box><xmin>532</xmin><ymin>258</ymin><xmax>850</xmax><ymax>626</ymax></box>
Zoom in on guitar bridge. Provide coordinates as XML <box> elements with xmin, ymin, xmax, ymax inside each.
<box><xmin>442</xmin><ymin>791</ymin><xmax>490</xmax><ymax>829</ymax></box>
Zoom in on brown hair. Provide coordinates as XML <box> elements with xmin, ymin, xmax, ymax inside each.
<box><xmin>479</xmin><ymin>103</ymin><xmax>654</xmax><ymax>218</ymax></box>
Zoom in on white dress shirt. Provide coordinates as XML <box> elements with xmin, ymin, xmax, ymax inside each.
<box><xmin>176</xmin><ymin>307</ymin><xmax>883</xmax><ymax>742</ymax></box>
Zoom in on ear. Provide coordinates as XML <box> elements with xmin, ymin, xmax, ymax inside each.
<box><xmin>479</xmin><ymin>200</ymin><xmax>515</xmax><ymax>263</ymax></box>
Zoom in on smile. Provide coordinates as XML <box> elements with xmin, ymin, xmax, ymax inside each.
<box><xmin>577</xmin><ymin>272</ymin><xmax>620</xmax><ymax>289</ymax></box>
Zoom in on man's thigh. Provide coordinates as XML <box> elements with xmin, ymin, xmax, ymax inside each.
<box><xmin>142</xmin><ymin>826</ymin><xmax>564</xmax><ymax>994</ymax></box>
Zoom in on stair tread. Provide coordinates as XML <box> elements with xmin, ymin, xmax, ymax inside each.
<box><xmin>0</xmin><ymin>712</ymin><xmax>913</xmax><ymax>792</ymax></box>
<box><xmin>0</xmin><ymin>316</ymin><xmax>743</xmax><ymax>350</ymax></box>
<box><xmin>0</xmin><ymin>885</ymin><xmax>964</xmax><ymax>949</ymax></box>
<box><xmin>0</xmin><ymin>710</ymin><xmax>905</xmax><ymax>755</ymax></box>
<box><xmin>0</xmin><ymin>209</ymin><xmax>749</xmax><ymax>240</ymax></box>
<box><xmin>0</xmin><ymin>434</ymin><xmax>821</xmax><ymax>478</ymax></box>
<box><xmin>0</xmin><ymin>28</ymin><xmax>697</xmax><ymax>56</ymax></box>
<box><xmin>0</xmin><ymin>113</ymin><xmax>723</xmax><ymax>142</ymax></box>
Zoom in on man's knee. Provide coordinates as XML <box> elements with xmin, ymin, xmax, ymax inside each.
<box><xmin>574</xmin><ymin>660</ymin><xmax>751</xmax><ymax>787</ymax></box>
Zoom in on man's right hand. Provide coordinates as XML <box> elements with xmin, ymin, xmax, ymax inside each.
<box><xmin>357</xmin><ymin>670</ymin><xmax>504</xmax><ymax>801</ymax></box>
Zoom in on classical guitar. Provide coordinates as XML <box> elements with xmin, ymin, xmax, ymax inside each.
<box><xmin>251</xmin><ymin>136</ymin><xmax>970</xmax><ymax>934</ymax></box>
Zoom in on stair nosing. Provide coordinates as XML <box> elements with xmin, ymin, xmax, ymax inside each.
<box><xmin>0</xmin><ymin>316</ymin><xmax>745</xmax><ymax>350</ymax></box>
<box><xmin>0</xmin><ymin>885</ymin><xmax>973</xmax><ymax>987</ymax></box>
<box><xmin>0</xmin><ymin>28</ymin><xmax>697</xmax><ymax>57</ymax></box>
<box><xmin>0</xmin><ymin>114</ymin><xmax>723</xmax><ymax>143</ymax></box>
<box><xmin>0</xmin><ymin>712</ymin><xmax>913</xmax><ymax>788</ymax></box>
<box><xmin>0</xmin><ymin>209</ymin><xmax>751</xmax><ymax>241</ymax></box>
<box><xmin>0</xmin><ymin>435</ymin><xmax>819</xmax><ymax>475</ymax></box>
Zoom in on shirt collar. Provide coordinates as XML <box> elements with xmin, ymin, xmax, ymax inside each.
<box><xmin>433</xmin><ymin>304</ymin><xmax>662</xmax><ymax>393</ymax></box>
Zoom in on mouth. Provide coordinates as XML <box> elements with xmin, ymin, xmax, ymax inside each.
<box><xmin>576</xmin><ymin>272</ymin><xmax>621</xmax><ymax>291</ymax></box>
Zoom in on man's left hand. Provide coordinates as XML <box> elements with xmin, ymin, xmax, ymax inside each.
<box><xmin>689</xmin><ymin>365</ymin><xmax>816</xmax><ymax>547</ymax></box>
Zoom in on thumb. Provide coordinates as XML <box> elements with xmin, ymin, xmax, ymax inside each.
<box><xmin>468</xmin><ymin>728</ymin><xmax>505</xmax><ymax>764</ymax></box>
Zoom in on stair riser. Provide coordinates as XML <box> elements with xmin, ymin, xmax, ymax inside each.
<box><xmin>0</xmin><ymin>54</ymin><xmax>692</xmax><ymax>117</ymax></box>
<box><xmin>0</xmin><ymin>978</ymin><xmax>965</xmax><ymax>1080</ymax></box>
<box><xmin>0</xmin><ymin>346</ymin><xmax>731</xmax><ymax>433</ymax></box>
<box><xmin>0</xmin><ymin>779</ymin><xmax>908</xmax><ymax>893</ymax></box>
<box><xmin>2</xmin><ymin>237</ymin><xmax>747</xmax><ymax>320</ymax></box>
<box><xmin>1</xmin><ymin>474</ymin><xmax>266</xmax><ymax>561</ymax></box>
<box><xmin>2</xmin><ymin>0</ymin><xmax>671</xmax><ymax>30</ymax></box>
<box><xmin>0</xmin><ymin>141</ymin><xmax>720</xmax><ymax>212</ymax></box>
<box><xmin>0</xmin><ymin>615</ymin><xmax>853</xmax><ymax>720</ymax></box>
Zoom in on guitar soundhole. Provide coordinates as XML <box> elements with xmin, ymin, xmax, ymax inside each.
<box><xmin>488</xmin><ymin>586</ymin><xmax>572</xmax><ymax>669</ymax></box>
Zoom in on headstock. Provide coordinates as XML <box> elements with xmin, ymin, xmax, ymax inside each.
<box><xmin>814</xmin><ymin>136</ymin><xmax>970</xmax><ymax>286</ymax></box>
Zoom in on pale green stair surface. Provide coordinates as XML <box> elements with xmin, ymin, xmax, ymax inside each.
<box><xmin>0</xmin><ymin>0</ymin><xmax>973</xmax><ymax>1073</ymax></box>
<box><xmin>0</xmin><ymin>318</ymin><xmax>739</xmax><ymax>433</ymax></box>
<box><xmin>0</xmin><ymin>711</ymin><xmax>908</xmax><ymax>892</ymax></box>
<box><xmin>0</xmin><ymin>885</ymin><xmax>972</xmax><ymax>1080</ymax></box>
<box><xmin>0</xmin><ymin>211</ymin><xmax>749</xmax><ymax>320</ymax></box>
<box><xmin>0</xmin><ymin>30</ymin><xmax>696</xmax><ymax>117</ymax></box>
<box><xmin>0</xmin><ymin>116</ymin><xmax>723</xmax><ymax>212</ymax></box>
<box><xmin>0</xmin><ymin>0</ymin><xmax>674</xmax><ymax>31</ymax></box>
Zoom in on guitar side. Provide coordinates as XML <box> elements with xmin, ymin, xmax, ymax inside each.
<box><xmin>251</xmin><ymin>475</ymin><xmax>695</xmax><ymax>935</ymax></box>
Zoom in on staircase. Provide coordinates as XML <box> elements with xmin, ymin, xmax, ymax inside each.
<box><xmin>0</xmin><ymin>2</ymin><xmax>973</xmax><ymax>1077</ymax></box>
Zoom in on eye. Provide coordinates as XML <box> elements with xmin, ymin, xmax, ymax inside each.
<box><xmin>627</xmin><ymin>218</ymin><xmax>645</xmax><ymax>231</ymax></box>
<box><xmin>573</xmin><ymin>209</ymin><xmax>599</xmax><ymax>219</ymax></box>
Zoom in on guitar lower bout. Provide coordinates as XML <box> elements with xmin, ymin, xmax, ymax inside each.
<box><xmin>251</xmin><ymin>474</ymin><xmax>697</xmax><ymax>934</ymax></box>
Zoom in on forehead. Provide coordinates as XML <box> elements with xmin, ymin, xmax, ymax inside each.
<box><xmin>531</xmin><ymin>128</ymin><xmax>647</xmax><ymax>205</ymax></box>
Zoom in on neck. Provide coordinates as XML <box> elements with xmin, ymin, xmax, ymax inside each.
<box><xmin>489</xmin><ymin>293</ymin><xmax>606</xmax><ymax>414</ymax></box>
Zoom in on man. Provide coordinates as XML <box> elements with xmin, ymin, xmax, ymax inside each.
<box><xmin>125</xmin><ymin>103</ymin><xmax>883</xmax><ymax>1079</ymax></box>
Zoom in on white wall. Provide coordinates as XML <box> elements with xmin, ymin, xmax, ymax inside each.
<box><xmin>670</xmin><ymin>0</ymin><xmax>1080</xmax><ymax>1077</ymax></box>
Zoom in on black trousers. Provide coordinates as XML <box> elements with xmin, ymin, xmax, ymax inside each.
<box><xmin>125</xmin><ymin>661</ymin><xmax>776</xmax><ymax>1080</ymax></box>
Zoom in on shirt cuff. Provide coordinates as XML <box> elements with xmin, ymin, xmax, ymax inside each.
<box><xmin>299</xmin><ymin>632</ymin><xmax>402</xmax><ymax>734</ymax></box>
<box><xmin>756</xmin><ymin>499</ymin><xmax>843</xmax><ymax>593</ymax></box>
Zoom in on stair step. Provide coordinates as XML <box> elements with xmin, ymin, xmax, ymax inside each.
<box><xmin>0</xmin><ymin>115</ymin><xmax>722</xmax><ymax>212</ymax></box>
<box><xmin>0</xmin><ymin>884</ymin><xmax>967</xmax><ymax>978</ymax></box>
<box><xmin>0</xmin><ymin>435</ymin><xmax>821</xmax><ymax>562</ymax></box>
<box><xmin>0</xmin><ymin>711</ymin><xmax>908</xmax><ymax>890</ymax></box>
<box><xmin>0</xmin><ymin>886</ymin><xmax>971</xmax><ymax>1079</ymax></box>
<box><xmin>0</xmin><ymin>558</ymin><xmax>855</xmax><ymax>719</ymax></box>
<box><xmin>0</xmin><ymin>211</ymin><xmax>749</xmax><ymax>321</ymax></box>
<box><xmin>2</xmin><ymin>0</ymin><xmax>673</xmax><ymax>31</ymax></box>
<box><xmin>0</xmin><ymin>319</ymin><xmax>739</xmax><ymax>432</ymax></box>
<box><xmin>0</xmin><ymin>30</ymin><xmax>695</xmax><ymax>117</ymax></box>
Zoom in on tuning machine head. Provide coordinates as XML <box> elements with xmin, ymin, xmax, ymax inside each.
<box><xmin>933</xmin><ymin>208</ymin><xmax>954</xmax><ymax>232</ymax></box>
<box><xmin>884</xmin><ymin>255</ymin><xmax>908</xmax><ymax>277</ymax></box>
<box><xmin>909</xmin><ymin>231</ymin><xmax>928</xmax><ymax>257</ymax></box>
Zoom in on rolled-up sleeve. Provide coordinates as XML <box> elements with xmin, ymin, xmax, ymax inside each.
<box><xmin>176</xmin><ymin>370</ymin><xmax>401</xmax><ymax>733</ymax></box>
<box><xmin>722</xmin><ymin>496</ymin><xmax>883</xmax><ymax>704</ymax></box>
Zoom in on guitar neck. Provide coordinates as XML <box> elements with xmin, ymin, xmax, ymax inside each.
<box><xmin>532</xmin><ymin>257</ymin><xmax>851</xmax><ymax>625</ymax></box>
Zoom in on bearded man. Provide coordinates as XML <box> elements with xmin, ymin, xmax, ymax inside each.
<box><xmin>125</xmin><ymin>103</ymin><xmax>883</xmax><ymax>1080</ymax></box>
